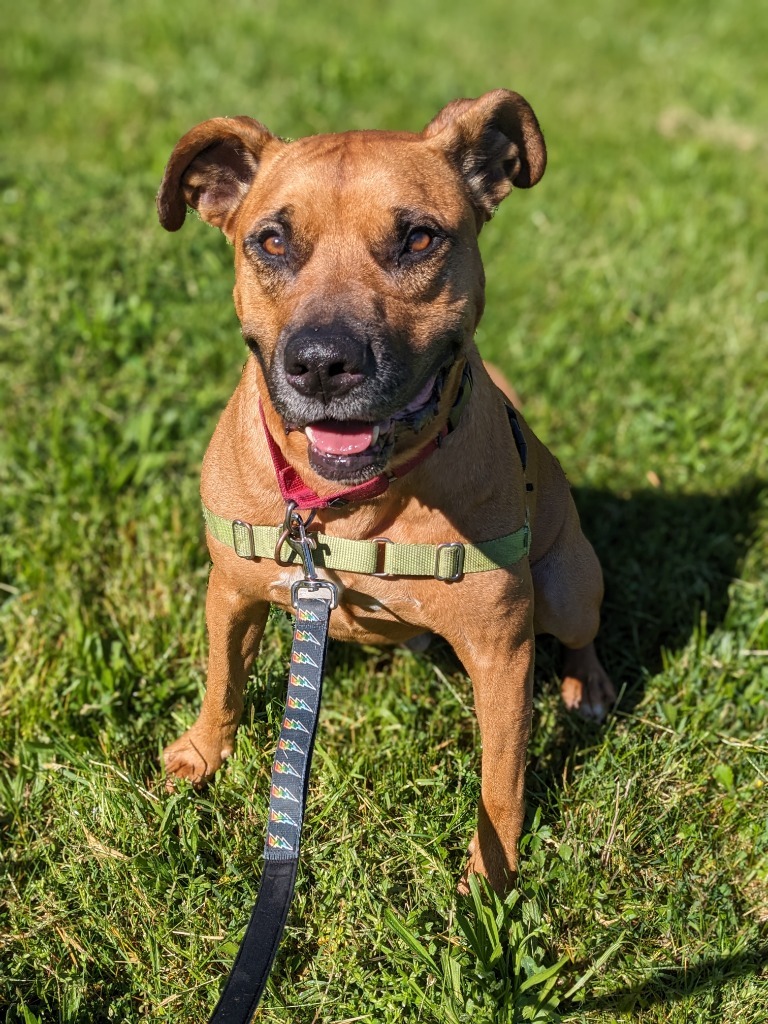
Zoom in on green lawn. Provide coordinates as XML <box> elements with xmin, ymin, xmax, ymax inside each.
<box><xmin>1</xmin><ymin>0</ymin><xmax>767</xmax><ymax>1021</ymax></box>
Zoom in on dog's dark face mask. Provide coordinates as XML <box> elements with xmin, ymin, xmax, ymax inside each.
<box><xmin>157</xmin><ymin>92</ymin><xmax>546</xmax><ymax>483</ymax></box>
<box><xmin>234</xmin><ymin>136</ymin><xmax>484</xmax><ymax>483</ymax></box>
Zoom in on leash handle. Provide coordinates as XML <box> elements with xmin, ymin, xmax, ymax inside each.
<box><xmin>209</xmin><ymin>594</ymin><xmax>331</xmax><ymax>1023</ymax></box>
<box><xmin>208</xmin><ymin>859</ymin><xmax>298</xmax><ymax>1024</ymax></box>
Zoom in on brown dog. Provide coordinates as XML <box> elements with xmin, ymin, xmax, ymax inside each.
<box><xmin>157</xmin><ymin>89</ymin><xmax>615</xmax><ymax>893</ymax></box>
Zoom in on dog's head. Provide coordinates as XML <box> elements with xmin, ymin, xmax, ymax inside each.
<box><xmin>158</xmin><ymin>90</ymin><xmax>545</xmax><ymax>485</ymax></box>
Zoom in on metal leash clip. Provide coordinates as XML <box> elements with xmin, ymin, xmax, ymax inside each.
<box><xmin>277</xmin><ymin>501</ymin><xmax>339</xmax><ymax>610</ymax></box>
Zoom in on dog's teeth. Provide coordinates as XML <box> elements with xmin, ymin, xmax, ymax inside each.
<box><xmin>371</xmin><ymin>425</ymin><xmax>380</xmax><ymax>445</ymax></box>
<box><xmin>305</xmin><ymin>426</ymin><xmax>317</xmax><ymax>446</ymax></box>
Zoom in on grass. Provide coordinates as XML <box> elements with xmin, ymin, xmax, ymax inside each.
<box><xmin>1</xmin><ymin>0</ymin><xmax>767</xmax><ymax>1020</ymax></box>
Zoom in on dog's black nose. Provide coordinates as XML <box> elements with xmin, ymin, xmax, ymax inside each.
<box><xmin>283</xmin><ymin>328</ymin><xmax>374</xmax><ymax>401</ymax></box>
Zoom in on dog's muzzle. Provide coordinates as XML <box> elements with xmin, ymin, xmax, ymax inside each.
<box><xmin>271</xmin><ymin>322</ymin><xmax>458</xmax><ymax>484</ymax></box>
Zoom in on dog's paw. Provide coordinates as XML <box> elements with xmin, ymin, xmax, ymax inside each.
<box><xmin>457</xmin><ymin>833</ymin><xmax>516</xmax><ymax>896</ymax></box>
<box><xmin>163</xmin><ymin>727</ymin><xmax>233</xmax><ymax>790</ymax></box>
<box><xmin>561</xmin><ymin>643</ymin><xmax>616</xmax><ymax>722</ymax></box>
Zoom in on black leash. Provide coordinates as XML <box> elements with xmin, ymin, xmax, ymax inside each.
<box><xmin>209</xmin><ymin>507</ymin><xmax>337</xmax><ymax>1024</ymax></box>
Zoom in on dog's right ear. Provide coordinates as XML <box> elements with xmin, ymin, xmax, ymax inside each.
<box><xmin>157</xmin><ymin>117</ymin><xmax>278</xmax><ymax>238</ymax></box>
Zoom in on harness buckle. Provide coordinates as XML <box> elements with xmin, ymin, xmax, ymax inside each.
<box><xmin>372</xmin><ymin>536</ymin><xmax>393</xmax><ymax>577</ymax></box>
<box><xmin>435</xmin><ymin>541</ymin><xmax>465</xmax><ymax>581</ymax></box>
<box><xmin>232</xmin><ymin>519</ymin><xmax>256</xmax><ymax>559</ymax></box>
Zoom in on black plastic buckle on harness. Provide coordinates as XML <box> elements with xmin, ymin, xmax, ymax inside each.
<box><xmin>505</xmin><ymin>403</ymin><xmax>528</xmax><ymax>471</ymax></box>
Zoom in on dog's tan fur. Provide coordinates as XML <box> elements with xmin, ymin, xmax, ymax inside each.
<box><xmin>157</xmin><ymin>90</ymin><xmax>614</xmax><ymax>893</ymax></box>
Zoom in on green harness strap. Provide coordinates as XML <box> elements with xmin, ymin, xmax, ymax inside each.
<box><xmin>202</xmin><ymin>503</ymin><xmax>530</xmax><ymax>580</ymax></box>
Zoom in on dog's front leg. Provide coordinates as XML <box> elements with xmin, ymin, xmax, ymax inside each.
<box><xmin>164</xmin><ymin>564</ymin><xmax>269</xmax><ymax>786</ymax></box>
<box><xmin>449</xmin><ymin>599</ymin><xmax>534</xmax><ymax>895</ymax></box>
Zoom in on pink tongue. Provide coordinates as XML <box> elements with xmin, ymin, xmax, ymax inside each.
<box><xmin>306</xmin><ymin>421</ymin><xmax>376</xmax><ymax>455</ymax></box>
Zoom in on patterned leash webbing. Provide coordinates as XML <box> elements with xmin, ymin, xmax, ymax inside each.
<box><xmin>265</xmin><ymin>598</ymin><xmax>329</xmax><ymax>859</ymax></box>
<box><xmin>209</xmin><ymin>595</ymin><xmax>331</xmax><ymax>1024</ymax></box>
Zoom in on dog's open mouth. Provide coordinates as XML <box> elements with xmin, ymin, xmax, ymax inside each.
<box><xmin>301</xmin><ymin>367</ymin><xmax>449</xmax><ymax>483</ymax></box>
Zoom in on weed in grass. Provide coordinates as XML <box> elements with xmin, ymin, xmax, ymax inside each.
<box><xmin>383</xmin><ymin>814</ymin><xmax>626</xmax><ymax>1023</ymax></box>
<box><xmin>386</xmin><ymin>873</ymin><xmax>566</xmax><ymax>1023</ymax></box>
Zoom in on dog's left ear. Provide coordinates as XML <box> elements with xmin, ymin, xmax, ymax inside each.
<box><xmin>423</xmin><ymin>89</ymin><xmax>546</xmax><ymax>221</ymax></box>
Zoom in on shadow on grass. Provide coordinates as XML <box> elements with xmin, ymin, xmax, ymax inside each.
<box><xmin>574</xmin><ymin>941</ymin><xmax>768</xmax><ymax>1015</ymax></box>
<box><xmin>574</xmin><ymin>477</ymin><xmax>765</xmax><ymax>691</ymax></box>
<box><xmin>518</xmin><ymin>477</ymin><xmax>765</xmax><ymax>788</ymax></box>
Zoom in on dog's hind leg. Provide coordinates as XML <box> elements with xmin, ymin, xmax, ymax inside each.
<box><xmin>164</xmin><ymin>565</ymin><xmax>269</xmax><ymax>786</ymax></box>
<box><xmin>531</xmin><ymin>500</ymin><xmax>615</xmax><ymax>721</ymax></box>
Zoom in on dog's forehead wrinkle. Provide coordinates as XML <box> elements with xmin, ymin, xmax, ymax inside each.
<box><xmin>254</xmin><ymin>134</ymin><xmax>460</xmax><ymax>230</ymax></box>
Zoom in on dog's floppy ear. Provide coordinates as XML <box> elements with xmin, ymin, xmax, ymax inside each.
<box><xmin>157</xmin><ymin>116</ymin><xmax>278</xmax><ymax>238</ymax></box>
<box><xmin>423</xmin><ymin>89</ymin><xmax>546</xmax><ymax>221</ymax></box>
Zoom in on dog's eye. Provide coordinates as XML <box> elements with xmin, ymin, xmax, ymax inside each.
<box><xmin>260</xmin><ymin>232</ymin><xmax>286</xmax><ymax>257</ymax></box>
<box><xmin>405</xmin><ymin>228</ymin><xmax>435</xmax><ymax>255</ymax></box>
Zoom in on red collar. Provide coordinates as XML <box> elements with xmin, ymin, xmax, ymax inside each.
<box><xmin>259</xmin><ymin>362</ymin><xmax>472</xmax><ymax>511</ymax></box>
